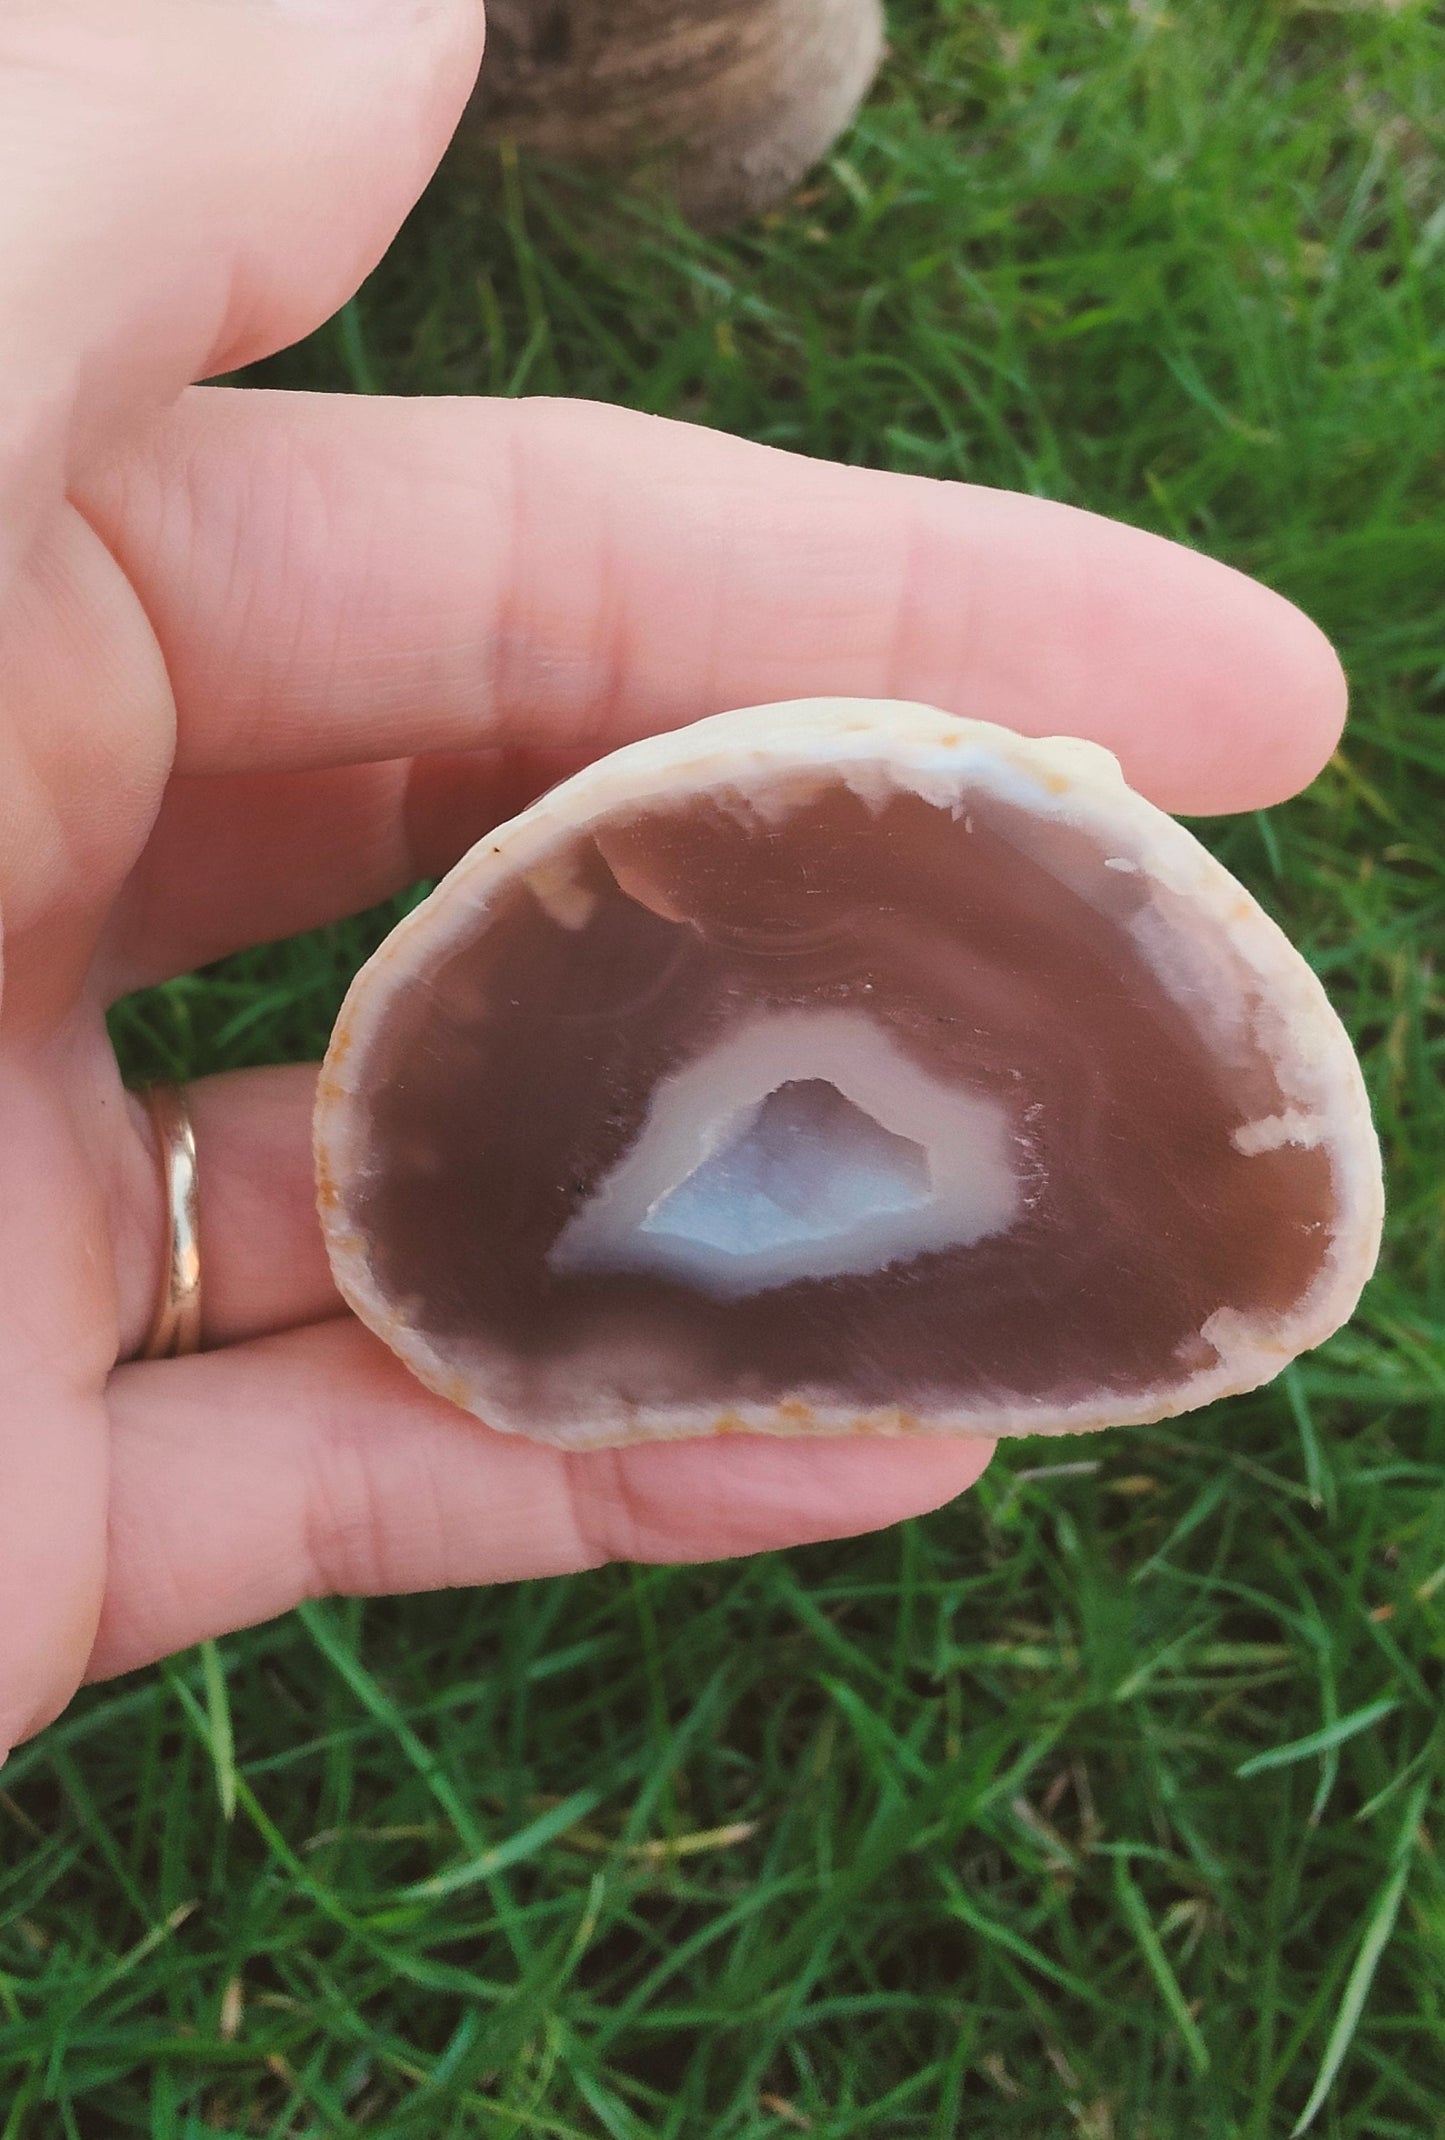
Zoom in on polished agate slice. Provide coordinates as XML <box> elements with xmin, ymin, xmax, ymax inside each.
<box><xmin>314</xmin><ymin>699</ymin><xmax>1382</xmax><ymax>1448</ymax></box>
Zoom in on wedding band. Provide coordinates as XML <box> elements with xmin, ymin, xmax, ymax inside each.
<box><xmin>140</xmin><ymin>1083</ymin><xmax>203</xmax><ymax>1359</ymax></box>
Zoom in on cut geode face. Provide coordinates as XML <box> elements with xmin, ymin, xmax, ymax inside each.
<box><xmin>314</xmin><ymin>698</ymin><xmax>1383</xmax><ymax>1448</ymax></box>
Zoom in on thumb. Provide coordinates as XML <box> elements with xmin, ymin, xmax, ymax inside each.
<box><xmin>0</xmin><ymin>0</ymin><xmax>485</xmax><ymax>581</ymax></box>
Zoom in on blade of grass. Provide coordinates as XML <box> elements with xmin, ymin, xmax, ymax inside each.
<box><xmin>1291</xmin><ymin>1781</ymin><xmax>1430</xmax><ymax>2136</ymax></box>
<box><xmin>1112</xmin><ymin>1854</ymin><xmax>1210</xmax><ymax>2077</ymax></box>
<box><xmin>1236</xmin><ymin>1697</ymin><xmax>1403</xmax><ymax>1779</ymax></box>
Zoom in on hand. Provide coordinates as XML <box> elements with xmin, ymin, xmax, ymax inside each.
<box><xmin>0</xmin><ymin>0</ymin><xmax>1346</xmax><ymax>1756</ymax></box>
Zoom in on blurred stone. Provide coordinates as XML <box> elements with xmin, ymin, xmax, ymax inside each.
<box><xmin>462</xmin><ymin>0</ymin><xmax>886</xmax><ymax>226</ymax></box>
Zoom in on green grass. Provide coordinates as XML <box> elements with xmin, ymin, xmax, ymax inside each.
<box><xmin>8</xmin><ymin>0</ymin><xmax>1445</xmax><ymax>2131</ymax></box>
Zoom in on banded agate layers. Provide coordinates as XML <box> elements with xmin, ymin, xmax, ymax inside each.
<box><xmin>314</xmin><ymin>700</ymin><xmax>1382</xmax><ymax>1448</ymax></box>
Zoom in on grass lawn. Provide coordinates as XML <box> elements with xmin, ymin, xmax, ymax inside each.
<box><xmin>6</xmin><ymin>1</ymin><xmax>1445</xmax><ymax>2131</ymax></box>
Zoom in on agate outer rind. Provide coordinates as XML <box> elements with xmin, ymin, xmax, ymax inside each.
<box><xmin>314</xmin><ymin>698</ymin><xmax>1384</xmax><ymax>1448</ymax></box>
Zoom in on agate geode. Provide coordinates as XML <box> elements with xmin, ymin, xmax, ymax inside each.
<box><xmin>314</xmin><ymin>699</ymin><xmax>1382</xmax><ymax>1447</ymax></box>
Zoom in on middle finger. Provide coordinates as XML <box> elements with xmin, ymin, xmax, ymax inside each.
<box><xmin>99</xmin><ymin>744</ymin><xmax>585</xmax><ymax>997</ymax></box>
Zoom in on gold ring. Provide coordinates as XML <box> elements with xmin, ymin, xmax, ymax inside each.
<box><xmin>139</xmin><ymin>1083</ymin><xmax>203</xmax><ymax>1359</ymax></box>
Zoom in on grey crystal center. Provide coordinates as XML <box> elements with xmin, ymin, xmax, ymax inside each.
<box><xmin>641</xmin><ymin>1079</ymin><xmax>933</xmax><ymax>1259</ymax></box>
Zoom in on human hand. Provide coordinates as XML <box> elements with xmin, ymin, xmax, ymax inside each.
<box><xmin>0</xmin><ymin>0</ymin><xmax>1346</xmax><ymax>1754</ymax></box>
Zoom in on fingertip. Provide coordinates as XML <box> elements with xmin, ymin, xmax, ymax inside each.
<box><xmin>1164</xmin><ymin>554</ymin><xmax>1348</xmax><ymax>815</ymax></box>
<box><xmin>604</xmin><ymin>1431</ymin><xmax>996</xmax><ymax>1565</ymax></box>
<box><xmin>982</xmin><ymin>498</ymin><xmax>1350</xmax><ymax>817</ymax></box>
<box><xmin>798</xmin><ymin>1434</ymin><xmax>997</xmax><ymax>1540</ymax></box>
<box><xmin>1250</xmin><ymin>580</ymin><xmax>1349</xmax><ymax>803</ymax></box>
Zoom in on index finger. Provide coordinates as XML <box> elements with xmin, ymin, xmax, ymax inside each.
<box><xmin>81</xmin><ymin>388</ymin><xmax>1345</xmax><ymax>815</ymax></box>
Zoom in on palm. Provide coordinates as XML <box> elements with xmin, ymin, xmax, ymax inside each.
<box><xmin>0</xmin><ymin>2</ymin><xmax>1346</xmax><ymax>1756</ymax></box>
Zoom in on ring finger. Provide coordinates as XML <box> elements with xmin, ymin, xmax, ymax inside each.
<box><xmin>100</xmin><ymin>744</ymin><xmax>587</xmax><ymax>998</ymax></box>
<box><xmin>113</xmin><ymin>1062</ymin><xmax>337</xmax><ymax>1359</ymax></box>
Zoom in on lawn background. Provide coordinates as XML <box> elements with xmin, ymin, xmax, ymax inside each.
<box><xmin>5</xmin><ymin>1</ymin><xmax>1445</xmax><ymax>2132</ymax></box>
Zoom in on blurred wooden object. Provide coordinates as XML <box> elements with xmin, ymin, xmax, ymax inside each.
<box><xmin>465</xmin><ymin>0</ymin><xmax>885</xmax><ymax>225</ymax></box>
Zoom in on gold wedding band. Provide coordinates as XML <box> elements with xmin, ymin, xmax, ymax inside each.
<box><xmin>139</xmin><ymin>1083</ymin><xmax>203</xmax><ymax>1360</ymax></box>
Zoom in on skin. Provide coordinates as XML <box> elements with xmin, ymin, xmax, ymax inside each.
<box><xmin>0</xmin><ymin>0</ymin><xmax>1347</xmax><ymax>1758</ymax></box>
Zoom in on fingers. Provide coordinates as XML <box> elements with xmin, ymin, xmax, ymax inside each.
<box><xmin>92</xmin><ymin>1318</ymin><xmax>993</xmax><ymax>1680</ymax></box>
<box><xmin>82</xmin><ymin>389</ymin><xmax>1346</xmax><ymax>820</ymax></box>
<box><xmin>0</xmin><ymin>1068</ymin><xmax>117</xmax><ymax>1754</ymax></box>
<box><xmin>112</xmin><ymin>1064</ymin><xmax>339</xmax><ymax>1362</ymax></box>
<box><xmin>0</xmin><ymin>1369</ymin><xmax>107</xmax><ymax>1754</ymax></box>
<box><xmin>0</xmin><ymin>0</ymin><xmax>484</xmax><ymax>587</ymax></box>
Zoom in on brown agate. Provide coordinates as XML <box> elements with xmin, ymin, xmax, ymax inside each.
<box><xmin>314</xmin><ymin>699</ymin><xmax>1383</xmax><ymax>1448</ymax></box>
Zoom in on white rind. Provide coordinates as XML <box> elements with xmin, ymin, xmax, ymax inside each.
<box><xmin>314</xmin><ymin>698</ymin><xmax>1384</xmax><ymax>1448</ymax></box>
